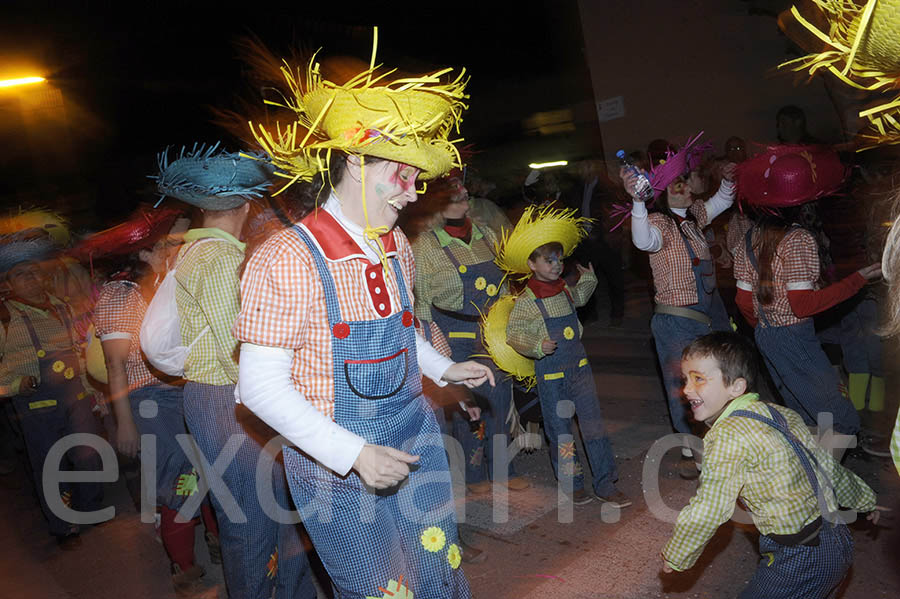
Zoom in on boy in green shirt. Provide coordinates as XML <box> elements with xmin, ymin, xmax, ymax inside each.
<box><xmin>662</xmin><ymin>331</ymin><xmax>882</xmax><ymax>598</ymax></box>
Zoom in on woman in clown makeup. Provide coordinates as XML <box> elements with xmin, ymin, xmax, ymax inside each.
<box><xmin>233</xmin><ymin>34</ymin><xmax>488</xmax><ymax>598</ymax></box>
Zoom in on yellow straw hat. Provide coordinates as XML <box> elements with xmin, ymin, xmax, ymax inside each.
<box><xmin>494</xmin><ymin>203</ymin><xmax>590</xmax><ymax>279</ymax></box>
<box><xmin>249</xmin><ymin>28</ymin><xmax>469</xmax><ymax>190</ymax></box>
<box><xmin>780</xmin><ymin>0</ymin><xmax>900</xmax><ymax>149</ymax></box>
<box><xmin>480</xmin><ymin>294</ymin><xmax>536</xmax><ymax>388</ymax></box>
<box><xmin>0</xmin><ymin>207</ymin><xmax>70</xmax><ymax>246</ymax></box>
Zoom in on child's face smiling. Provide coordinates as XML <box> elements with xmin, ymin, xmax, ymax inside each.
<box><xmin>681</xmin><ymin>355</ymin><xmax>745</xmax><ymax>423</ymax></box>
<box><xmin>528</xmin><ymin>252</ymin><xmax>563</xmax><ymax>282</ymax></box>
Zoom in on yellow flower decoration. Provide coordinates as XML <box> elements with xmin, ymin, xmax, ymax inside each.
<box><xmin>474</xmin><ymin>276</ymin><xmax>487</xmax><ymax>290</ymax></box>
<box><xmin>458</xmin><ymin>264</ymin><xmax>467</xmax><ymax>274</ymax></box>
<box><xmin>559</xmin><ymin>441</ymin><xmax>576</xmax><ymax>459</ymax></box>
<box><xmin>563</xmin><ymin>326</ymin><xmax>575</xmax><ymax>340</ymax></box>
<box><xmin>420</xmin><ymin>526</ymin><xmax>446</xmax><ymax>552</ymax></box>
<box><xmin>52</xmin><ymin>360</ymin><xmax>65</xmax><ymax>373</ymax></box>
<box><xmin>64</xmin><ymin>367</ymin><xmax>75</xmax><ymax>380</ymax></box>
<box><xmin>37</xmin><ymin>349</ymin><xmax>46</xmax><ymax>358</ymax></box>
<box><xmin>486</xmin><ymin>284</ymin><xmax>498</xmax><ymax>296</ymax></box>
<box><xmin>447</xmin><ymin>543</ymin><xmax>461</xmax><ymax>569</ymax></box>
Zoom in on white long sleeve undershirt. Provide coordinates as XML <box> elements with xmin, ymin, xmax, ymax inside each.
<box><xmin>631</xmin><ymin>179</ymin><xmax>735</xmax><ymax>253</ymax></box>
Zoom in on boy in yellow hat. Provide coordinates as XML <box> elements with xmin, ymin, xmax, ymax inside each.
<box><xmin>498</xmin><ymin>205</ymin><xmax>630</xmax><ymax>507</ymax></box>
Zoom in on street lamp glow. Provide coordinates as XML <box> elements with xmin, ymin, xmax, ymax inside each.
<box><xmin>528</xmin><ymin>160</ymin><xmax>568</xmax><ymax>169</ymax></box>
<box><xmin>0</xmin><ymin>76</ymin><xmax>46</xmax><ymax>89</ymax></box>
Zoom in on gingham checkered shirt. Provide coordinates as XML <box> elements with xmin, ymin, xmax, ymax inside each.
<box><xmin>647</xmin><ymin>201</ymin><xmax>711</xmax><ymax>306</ymax></box>
<box><xmin>0</xmin><ymin>297</ymin><xmax>91</xmax><ymax>396</ymax></box>
<box><xmin>412</xmin><ymin>223</ymin><xmax>507</xmax><ymax>323</ymax></box>
<box><xmin>93</xmin><ymin>280</ymin><xmax>160</xmax><ymax>391</ymax></box>
<box><xmin>733</xmin><ymin>227</ymin><xmax>820</xmax><ymax>327</ymax></box>
<box><xmin>233</xmin><ymin>216</ymin><xmax>417</xmax><ymax>420</ymax></box>
<box><xmin>506</xmin><ymin>271</ymin><xmax>597</xmax><ymax>359</ymax></box>
<box><xmin>175</xmin><ymin>228</ymin><xmax>245</xmax><ymax>385</ymax></box>
<box><xmin>663</xmin><ymin>393</ymin><xmax>876</xmax><ymax>571</ymax></box>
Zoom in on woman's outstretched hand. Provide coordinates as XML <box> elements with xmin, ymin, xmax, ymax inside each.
<box><xmin>442</xmin><ymin>361</ymin><xmax>496</xmax><ymax>388</ymax></box>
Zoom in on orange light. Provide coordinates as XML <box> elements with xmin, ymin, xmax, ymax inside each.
<box><xmin>0</xmin><ymin>76</ymin><xmax>46</xmax><ymax>89</ymax></box>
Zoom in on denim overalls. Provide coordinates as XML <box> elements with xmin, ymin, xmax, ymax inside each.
<box><xmin>283</xmin><ymin>226</ymin><xmax>470</xmax><ymax>599</ymax></box>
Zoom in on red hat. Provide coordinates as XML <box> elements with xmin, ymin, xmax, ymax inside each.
<box><xmin>68</xmin><ymin>207</ymin><xmax>182</xmax><ymax>262</ymax></box>
<box><xmin>736</xmin><ymin>145</ymin><xmax>847</xmax><ymax>208</ymax></box>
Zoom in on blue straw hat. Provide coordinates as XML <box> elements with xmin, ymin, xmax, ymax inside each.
<box><xmin>0</xmin><ymin>232</ymin><xmax>55</xmax><ymax>274</ymax></box>
<box><xmin>153</xmin><ymin>143</ymin><xmax>275</xmax><ymax>210</ymax></box>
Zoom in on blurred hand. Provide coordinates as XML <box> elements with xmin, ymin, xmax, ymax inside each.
<box><xmin>116</xmin><ymin>419</ymin><xmax>140</xmax><ymax>458</ymax></box>
<box><xmin>352</xmin><ymin>444</ymin><xmax>419</xmax><ymax>489</ymax></box>
<box><xmin>721</xmin><ymin>161</ymin><xmax>738</xmax><ymax>182</ymax></box>
<box><xmin>18</xmin><ymin>376</ymin><xmax>38</xmax><ymax>397</ymax></box>
<box><xmin>443</xmin><ymin>361</ymin><xmax>496</xmax><ymax>388</ymax></box>
<box><xmin>94</xmin><ymin>396</ymin><xmax>110</xmax><ymax>418</ymax></box>
<box><xmin>576</xmin><ymin>263</ymin><xmax>595</xmax><ymax>276</ymax></box>
<box><xmin>661</xmin><ymin>556</ymin><xmax>674</xmax><ymax>574</ymax></box>
<box><xmin>541</xmin><ymin>338</ymin><xmax>557</xmax><ymax>355</ymax></box>
<box><xmin>464</xmin><ymin>404</ymin><xmax>482</xmax><ymax>421</ymax></box>
<box><xmin>867</xmin><ymin>504</ymin><xmax>891</xmax><ymax>526</ymax></box>
<box><xmin>858</xmin><ymin>263</ymin><xmax>882</xmax><ymax>281</ymax></box>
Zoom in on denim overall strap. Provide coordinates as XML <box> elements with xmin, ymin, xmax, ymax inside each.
<box><xmin>675</xmin><ymin>218</ymin><xmax>716</xmax><ymax>314</ymax></box>
<box><xmin>534</xmin><ymin>292</ymin><xmax>587</xmax><ymax>378</ymax></box>
<box><xmin>284</xmin><ymin>225</ymin><xmax>468</xmax><ymax>598</ymax></box>
<box><xmin>430</xmin><ymin>231</ymin><xmax>504</xmax><ymax>359</ymax></box>
<box><xmin>10</xmin><ymin>306</ymin><xmax>101</xmax><ymax>536</ymax></box>
<box><xmin>731</xmin><ymin>405</ymin><xmax>835</xmax><ymax>520</ymax></box>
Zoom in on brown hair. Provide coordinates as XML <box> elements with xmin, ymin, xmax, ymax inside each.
<box><xmin>528</xmin><ymin>241</ymin><xmax>564</xmax><ymax>262</ymax></box>
<box><xmin>682</xmin><ymin>331</ymin><xmax>759</xmax><ymax>391</ymax></box>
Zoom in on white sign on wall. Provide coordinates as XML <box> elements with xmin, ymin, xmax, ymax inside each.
<box><xmin>596</xmin><ymin>96</ymin><xmax>625</xmax><ymax>123</ymax></box>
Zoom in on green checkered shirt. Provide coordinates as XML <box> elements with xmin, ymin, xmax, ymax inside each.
<box><xmin>412</xmin><ymin>223</ymin><xmax>507</xmax><ymax>323</ymax></box>
<box><xmin>0</xmin><ymin>297</ymin><xmax>91</xmax><ymax>397</ymax></box>
<box><xmin>506</xmin><ymin>272</ymin><xmax>597</xmax><ymax>359</ymax></box>
<box><xmin>175</xmin><ymin>228</ymin><xmax>245</xmax><ymax>385</ymax></box>
<box><xmin>663</xmin><ymin>393</ymin><xmax>876</xmax><ymax>571</ymax></box>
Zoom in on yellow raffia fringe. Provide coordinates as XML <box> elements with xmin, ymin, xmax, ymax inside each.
<box><xmin>779</xmin><ymin>0</ymin><xmax>900</xmax><ymax>149</ymax></box>
<box><xmin>480</xmin><ymin>294</ymin><xmax>536</xmax><ymax>388</ymax></box>
<box><xmin>247</xmin><ymin>26</ymin><xmax>469</xmax><ymax>196</ymax></box>
<box><xmin>494</xmin><ymin>203</ymin><xmax>590</xmax><ymax>279</ymax></box>
<box><xmin>0</xmin><ymin>207</ymin><xmax>70</xmax><ymax>246</ymax></box>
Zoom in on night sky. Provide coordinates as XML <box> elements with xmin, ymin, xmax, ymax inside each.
<box><xmin>0</xmin><ymin>1</ymin><xmax>588</xmax><ymax>225</ymax></box>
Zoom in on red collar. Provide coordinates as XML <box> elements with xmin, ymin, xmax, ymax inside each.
<box><xmin>301</xmin><ymin>209</ymin><xmax>397</xmax><ymax>261</ymax></box>
<box><xmin>527</xmin><ymin>277</ymin><xmax>569</xmax><ymax>299</ymax></box>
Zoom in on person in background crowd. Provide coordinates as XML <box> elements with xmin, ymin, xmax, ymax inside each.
<box><xmin>157</xmin><ymin>146</ymin><xmax>317</xmax><ymax>599</ymax></box>
<box><xmin>622</xmin><ymin>133</ymin><xmax>736</xmax><ymax>479</ymax></box>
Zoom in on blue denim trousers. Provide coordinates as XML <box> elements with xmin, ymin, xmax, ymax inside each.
<box><xmin>183</xmin><ymin>382</ymin><xmax>315</xmax><ymax>599</ymax></box>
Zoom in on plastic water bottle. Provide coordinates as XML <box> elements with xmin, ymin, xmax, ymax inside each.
<box><xmin>616</xmin><ymin>150</ymin><xmax>654</xmax><ymax>201</ymax></box>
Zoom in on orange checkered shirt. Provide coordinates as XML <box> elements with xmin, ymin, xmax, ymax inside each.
<box><xmin>647</xmin><ymin>201</ymin><xmax>711</xmax><ymax>306</ymax></box>
<box><xmin>233</xmin><ymin>213</ymin><xmax>417</xmax><ymax>420</ymax></box>
<box><xmin>733</xmin><ymin>227</ymin><xmax>820</xmax><ymax>327</ymax></box>
<box><xmin>93</xmin><ymin>280</ymin><xmax>161</xmax><ymax>391</ymax></box>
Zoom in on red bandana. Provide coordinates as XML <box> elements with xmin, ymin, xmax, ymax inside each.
<box><xmin>527</xmin><ymin>277</ymin><xmax>569</xmax><ymax>299</ymax></box>
<box><xmin>443</xmin><ymin>218</ymin><xmax>472</xmax><ymax>242</ymax></box>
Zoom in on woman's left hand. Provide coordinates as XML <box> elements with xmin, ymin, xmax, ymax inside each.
<box><xmin>443</xmin><ymin>361</ymin><xmax>496</xmax><ymax>388</ymax></box>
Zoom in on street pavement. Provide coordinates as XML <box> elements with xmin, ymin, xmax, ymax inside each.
<box><xmin>0</xmin><ymin>272</ymin><xmax>897</xmax><ymax>598</ymax></box>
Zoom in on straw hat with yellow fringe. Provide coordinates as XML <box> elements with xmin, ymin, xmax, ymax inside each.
<box><xmin>248</xmin><ymin>27</ymin><xmax>468</xmax><ymax>270</ymax></box>
<box><xmin>481</xmin><ymin>294</ymin><xmax>537</xmax><ymax>389</ymax></box>
<box><xmin>249</xmin><ymin>27</ymin><xmax>468</xmax><ymax>187</ymax></box>
<box><xmin>780</xmin><ymin>0</ymin><xmax>900</xmax><ymax>149</ymax></box>
<box><xmin>494</xmin><ymin>203</ymin><xmax>590</xmax><ymax>280</ymax></box>
<box><xmin>0</xmin><ymin>208</ymin><xmax>70</xmax><ymax>246</ymax></box>
<box><xmin>481</xmin><ymin>204</ymin><xmax>590</xmax><ymax>387</ymax></box>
